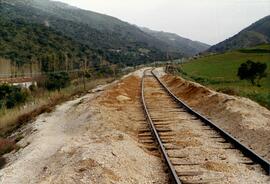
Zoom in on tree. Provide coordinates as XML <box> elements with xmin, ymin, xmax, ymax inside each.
<box><xmin>237</xmin><ymin>60</ymin><xmax>267</xmax><ymax>86</ymax></box>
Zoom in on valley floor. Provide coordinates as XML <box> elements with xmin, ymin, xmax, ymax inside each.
<box><xmin>0</xmin><ymin>68</ymin><xmax>269</xmax><ymax>183</ymax></box>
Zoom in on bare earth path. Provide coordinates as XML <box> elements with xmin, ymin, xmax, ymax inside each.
<box><xmin>0</xmin><ymin>69</ymin><xmax>167</xmax><ymax>184</ymax></box>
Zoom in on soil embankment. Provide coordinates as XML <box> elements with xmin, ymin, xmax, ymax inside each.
<box><xmin>160</xmin><ymin>69</ymin><xmax>270</xmax><ymax>162</ymax></box>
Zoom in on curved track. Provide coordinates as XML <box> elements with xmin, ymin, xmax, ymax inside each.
<box><xmin>140</xmin><ymin>69</ymin><xmax>270</xmax><ymax>184</ymax></box>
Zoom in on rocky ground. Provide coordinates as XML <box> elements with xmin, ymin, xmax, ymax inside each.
<box><xmin>0</xmin><ymin>68</ymin><xmax>269</xmax><ymax>184</ymax></box>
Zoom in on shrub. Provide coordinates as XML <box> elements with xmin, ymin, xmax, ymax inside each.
<box><xmin>217</xmin><ymin>87</ymin><xmax>239</xmax><ymax>96</ymax></box>
<box><xmin>0</xmin><ymin>138</ymin><xmax>16</xmax><ymax>155</ymax></box>
<box><xmin>0</xmin><ymin>84</ymin><xmax>28</xmax><ymax>109</ymax></box>
<box><xmin>45</xmin><ymin>72</ymin><xmax>70</xmax><ymax>91</ymax></box>
<box><xmin>246</xmin><ymin>93</ymin><xmax>270</xmax><ymax>109</ymax></box>
<box><xmin>0</xmin><ymin>138</ymin><xmax>18</xmax><ymax>168</ymax></box>
<box><xmin>0</xmin><ymin>157</ymin><xmax>6</xmax><ymax>169</ymax></box>
<box><xmin>29</xmin><ymin>84</ymin><xmax>37</xmax><ymax>92</ymax></box>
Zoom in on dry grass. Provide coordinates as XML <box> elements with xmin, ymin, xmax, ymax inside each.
<box><xmin>0</xmin><ymin>78</ymin><xmax>112</xmax><ymax>137</ymax></box>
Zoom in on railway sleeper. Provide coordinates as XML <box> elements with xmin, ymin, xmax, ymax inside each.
<box><xmin>142</xmin><ymin>144</ymin><xmax>158</xmax><ymax>150</ymax></box>
<box><xmin>168</xmin><ymin>154</ymin><xmax>188</xmax><ymax>159</ymax></box>
<box><xmin>159</xmin><ymin>132</ymin><xmax>176</xmax><ymax>136</ymax></box>
<box><xmin>140</xmin><ymin>139</ymin><xmax>155</xmax><ymax>144</ymax></box>
<box><xmin>163</xmin><ymin>144</ymin><xmax>179</xmax><ymax>150</ymax></box>
<box><xmin>172</xmin><ymin>161</ymin><xmax>202</xmax><ymax>166</ymax></box>
<box><xmin>156</xmin><ymin>128</ymin><xmax>172</xmax><ymax>132</ymax></box>
<box><xmin>155</xmin><ymin>126</ymin><xmax>172</xmax><ymax>130</ymax></box>
<box><xmin>151</xmin><ymin>118</ymin><xmax>179</xmax><ymax>121</ymax></box>
<box><xmin>176</xmin><ymin>171</ymin><xmax>204</xmax><ymax>177</ymax></box>
<box><xmin>154</xmin><ymin>122</ymin><xmax>172</xmax><ymax>125</ymax></box>
<box><xmin>138</xmin><ymin>128</ymin><xmax>152</xmax><ymax>133</ymax></box>
<box><xmin>138</xmin><ymin>131</ymin><xmax>152</xmax><ymax>135</ymax></box>
<box><xmin>181</xmin><ymin>178</ymin><xmax>222</xmax><ymax>184</ymax></box>
<box><xmin>162</xmin><ymin>140</ymin><xmax>173</xmax><ymax>144</ymax></box>
<box><xmin>138</xmin><ymin>135</ymin><xmax>153</xmax><ymax>139</ymax></box>
<box><xmin>239</xmin><ymin>161</ymin><xmax>255</xmax><ymax>165</ymax></box>
<box><xmin>161</xmin><ymin>137</ymin><xmax>176</xmax><ymax>141</ymax></box>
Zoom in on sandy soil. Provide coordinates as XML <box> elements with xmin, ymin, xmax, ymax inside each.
<box><xmin>157</xmin><ymin>68</ymin><xmax>270</xmax><ymax>162</ymax></box>
<box><xmin>0</xmin><ymin>69</ymin><xmax>167</xmax><ymax>184</ymax></box>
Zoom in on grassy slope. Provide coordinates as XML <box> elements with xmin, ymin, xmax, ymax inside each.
<box><xmin>181</xmin><ymin>44</ymin><xmax>270</xmax><ymax>108</ymax></box>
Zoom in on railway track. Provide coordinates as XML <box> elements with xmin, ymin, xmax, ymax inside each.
<box><xmin>140</xmin><ymin>69</ymin><xmax>270</xmax><ymax>184</ymax></box>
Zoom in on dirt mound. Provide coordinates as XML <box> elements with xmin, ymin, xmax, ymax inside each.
<box><xmin>99</xmin><ymin>75</ymin><xmax>140</xmax><ymax>106</ymax></box>
<box><xmin>162</xmin><ymin>74</ymin><xmax>270</xmax><ymax>161</ymax></box>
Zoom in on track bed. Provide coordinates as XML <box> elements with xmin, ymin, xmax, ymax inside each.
<box><xmin>141</xmin><ymin>69</ymin><xmax>269</xmax><ymax>184</ymax></box>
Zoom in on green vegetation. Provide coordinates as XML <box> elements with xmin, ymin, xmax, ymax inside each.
<box><xmin>180</xmin><ymin>44</ymin><xmax>270</xmax><ymax>108</ymax></box>
<box><xmin>0</xmin><ymin>84</ymin><xmax>28</xmax><ymax>109</ymax></box>
<box><xmin>0</xmin><ymin>15</ymin><xmax>95</xmax><ymax>71</ymax></box>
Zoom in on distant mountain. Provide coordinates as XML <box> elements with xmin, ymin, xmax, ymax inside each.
<box><xmin>141</xmin><ymin>27</ymin><xmax>210</xmax><ymax>56</ymax></box>
<box><xmin>208</xmin><ymin>15</ymin><xmax>270</xmax><ymax>53</ymax></box>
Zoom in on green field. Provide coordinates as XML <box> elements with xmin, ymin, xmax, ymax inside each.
<box><xmin>180</xmin><ymin>44</ymin><xmax>270</xmax><ymax>109</ymax></box>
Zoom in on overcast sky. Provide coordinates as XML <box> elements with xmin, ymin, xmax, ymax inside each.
<box><xmin>57</xmin><ymin>0</ymin><xmax>270</xmax><ymax>45</ymax></box>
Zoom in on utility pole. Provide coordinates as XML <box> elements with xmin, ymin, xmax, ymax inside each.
<box><xmin>29</xmin><ymin>58</ymin><xmax>33</xmax><ymax>78</ymax></box>
<box><xmin>65</xmin><ymin>53</ymin><xmax>68</xmax><ymax>72</ymax></box>
<box><xmin>112</xmin><ymin>64</ymin><xmax>116</xmax><ymax>79</ymax></box>
<box><xmin>83</xmin><ymin>58</ymin><xmax>86</xmax><ymax>92</ymax></box>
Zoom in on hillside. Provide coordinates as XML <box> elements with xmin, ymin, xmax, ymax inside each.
<box><xmin>141</xmin><ymin>27</ymin><xmax>210</xmax><ymax>56</ymax></box>
<box><xmin>0</xmin><ymin>16</ymin><xmax>94</xmax><ymax>72</ymax></box>
<box><xmin>0</xmin><ymin>0</ymin><xmax>185</xmax><ymax>66</ymax></box>
<box><xmin>208</xmin><ymin>15</ymin><xmax>270</xmax><ymax>53</ymax></box>
<box><xmin>181</xmin><ymin>44</ymin><xmax>270</xmax><ymax>108</ymax></box>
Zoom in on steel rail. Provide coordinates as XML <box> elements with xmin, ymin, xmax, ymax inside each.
<box><xmin>141</xmin><ymin>70</ymin><xmax>182</xmax><ymax>184</ymax></box>
<box><xmin>152</xmin><ymin>69</ymin><xmax>270</xmax><ymax>176</ymax></box>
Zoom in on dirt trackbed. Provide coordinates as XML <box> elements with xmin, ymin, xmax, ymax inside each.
<box><xmin>161</xmin><ymin>72</ymin><xmax>270</xmax><ymax>162</ymax></box>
